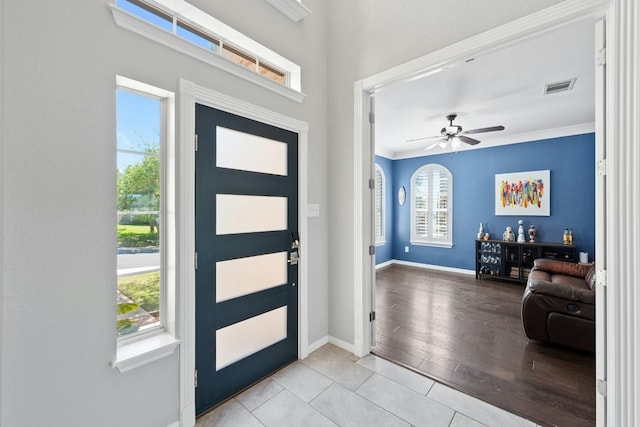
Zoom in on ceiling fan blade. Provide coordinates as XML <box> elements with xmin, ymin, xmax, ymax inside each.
<box><xmin>424</xmin><ymin>141</ymin><xmax>442</xmax><ymax>150</ymax></box>
<box><xmin>406</xmin><ymin>135</ymin><xmax>444</xmax><ymax>143</ymax></box>
<box><xmin>464</xmin><ymin>125</ymin><xmax>505</xmax><ymax>134</ymax></box>
<box><xmin>459</xmin><ymin>135</ymin><xmax>481</xmax><ymax>145</ymax></box>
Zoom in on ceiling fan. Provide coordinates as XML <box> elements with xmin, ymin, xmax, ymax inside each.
<box><xmin>407</xmin><ymin>114</ymin><xmax>505</xmax><ymax>150</ymax></box>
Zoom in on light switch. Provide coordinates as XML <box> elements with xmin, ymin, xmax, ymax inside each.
<box><xmin>307</xmin><ymin>204</ymin><xmax>320</xmax><ymax>217</ymax></box>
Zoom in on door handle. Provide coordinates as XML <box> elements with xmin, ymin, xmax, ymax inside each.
<box><xmin>288</xmin><ymin>250</ymin><xmax>299</xmax><ymax>265</ymax></box>
<box><xmin>291</xmin><ymin>231</ymin><xmax>300</xmax><ymax>249</ymax></box>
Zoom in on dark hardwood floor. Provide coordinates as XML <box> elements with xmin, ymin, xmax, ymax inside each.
<box><xmin>373</xmin><ymin>264</ymin><xmax>595</xmax><ymax>427</ymax></box>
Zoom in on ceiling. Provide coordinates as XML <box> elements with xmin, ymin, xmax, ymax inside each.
<box><xmin>374</xmin><ymin>19</ymin><xmax>595</xmax><ymax>159</ymax></box>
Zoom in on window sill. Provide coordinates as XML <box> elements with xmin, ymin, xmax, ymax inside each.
<box><xmin>410</xmin><ymin>240</ymin><xmax>453</xmax><ymax>248</ymax></box>
<box><xmin>375</xmin><ymin>240</ymin><xmax>387</xmax><ymax>246</ymax></box>
<box><xmin>112</xmin><ymin>332</ymin><xmax>179</xmax><ymax>373</ymax></box>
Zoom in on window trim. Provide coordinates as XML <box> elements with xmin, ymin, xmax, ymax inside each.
<box><xmin>410</xmin><ymin>163</ymin><xmax>453</xmax><ymax>248</ymax></box>
<box><xmin>112</xmin><ymin>75</ymin><xmax>178</xmax><ymax>373</ymax></box>
<box><xmin>262</xmin><ymin>0</ymin><xmax>312</xmax><ymax>22</ymax></box>
<box><xmin>374</xmin><ymin>164</ymin><xmax>386</xmax><ymax>246</ymax></box>
<box><xmin>109</xmin><ymin>1</ymin><xmax>305</xmax><ymax>103</ymax></box>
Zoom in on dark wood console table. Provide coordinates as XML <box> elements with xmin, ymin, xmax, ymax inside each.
<box><xmin>475</xmin><ymin>239</ymin><xmax>576</xmax><ymax>283</ymax></box>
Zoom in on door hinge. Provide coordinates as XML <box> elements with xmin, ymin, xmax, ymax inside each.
<box><xmin>369</xmin><ymin>245</ymin><xmax>376</xmax><ymax>255</ymax></box>
<box><xmin>597</xmin><ymin>159</ymin><xmax>607</xmax><ymax>176</ymax></box>
<box><xmin>597</xmin><ymin>269</ymin><xmax>607</xmax><ymax>287</ymax></box>
<box><xmin>194</xmin><ymin>134</ymin><xmax>199</xmax><ymax>152</ymax></box>
<box><xmin>369</xmin><ymin>112</ymin><xmax>375</xmax><ymax>124</ymax></box>
<box><xmin>194</xmin><ymin>369</ymin><xmax>198</xmax><ymax>388</ymax></box>
<box><xmin>368</xmin><ymin>178</ymin><xmax>375</xmax><ymax>189</ymax></box>
<box><xmin>597</xmin><ymin>48</ymin><xmax>606</xmax><ymax>66</ymax></box>
<box><xmin>597</xmin><ymin>379</ymin><xmax>606</xmax><ymax>397</ymax></box>
<box><xmin>369</xmin><ymin>311</ymin><xmax>376</xmax><ymax>322</ymax></box>
<box><xmin>194</xmin><ymin>252</ymin><xmax>198</xmax><ymax>270</ymax></box>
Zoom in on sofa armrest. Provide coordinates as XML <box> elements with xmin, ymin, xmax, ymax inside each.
<box><xmin>532</xmin><ymin>258</ymin><xmax>592</xmax><ymax>279</ymax></box>
<box><xmin>528</xmin><ymin>280</ymin><xmax>595</xmax><ymax>304</ymax></box>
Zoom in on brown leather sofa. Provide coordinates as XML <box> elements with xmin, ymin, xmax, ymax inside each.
<box><xmin>521</xmin><ymin>258</ymin><xmax>595</xmax><ymax>352</ymax></box>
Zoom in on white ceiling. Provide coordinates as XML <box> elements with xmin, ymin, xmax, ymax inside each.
<box><xmin>374</xmin><ymin>19</ymin><xmax>595</xmax><ymax>159</ymax></box>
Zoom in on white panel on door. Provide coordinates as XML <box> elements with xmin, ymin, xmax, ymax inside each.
<box><xmin>216</xmin><ymin>252</ymin><xmax>287</xmax><ymax>302</ymax></box>
<box><xmin>216</xmin><ymin>194</ymin><xmax>287</xmax><ymax>235</ymax></box>
<box><xmin>216</xmin><ymin>126</ymin><xmax>288</xmax><ymax>176</ymax></box>
<box><xmin>216</xmin><ymin>306</ymin><xmax>287</xmax><ymax>371</ymax></box>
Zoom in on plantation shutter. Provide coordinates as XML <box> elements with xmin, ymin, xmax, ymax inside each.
<box><xmin>411</xmin><ymin>164</ymin><xmax>452</xmax><ymax>246</ymax></box>
<box><xmin>414</xmin><ymin>169</ymin><xmax>429</xmax><ymax>238</ymax></box>
<box><xmin>375</xmin><ymin>165</ymin><xmax>385</xmax><ymax>244</ymax></box>
<box><xmin>431</xmin><ymin>168</ymin><xmax>449</xmax><ymax>240</ymax></box>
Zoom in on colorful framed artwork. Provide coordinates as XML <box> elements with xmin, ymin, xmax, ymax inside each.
<box><xmin>495</xmin><ymin>170</ymin><xmax>550</xmax><ymax>216</ymax></box>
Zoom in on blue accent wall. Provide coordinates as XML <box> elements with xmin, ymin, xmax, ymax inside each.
<box><xmin>383</xmin><ymin>133</ymin><xmax>595</xmax><ymax>270</ymax></box>
<box><xmin>375</xmin><ymin>155</ymin><xmax>394</xmax><ymax>264</ymax></box>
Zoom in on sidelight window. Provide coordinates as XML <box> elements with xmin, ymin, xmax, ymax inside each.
<box><xmin>116</xmin><ymin>76</ymin><xmax>175</xmax><ymax>345</ymax></box>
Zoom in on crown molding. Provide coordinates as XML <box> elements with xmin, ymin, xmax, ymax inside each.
<box><xmin>390</xmin><ymin>123</ymin><xmax>595</xmax><ymax>160</ymax></box>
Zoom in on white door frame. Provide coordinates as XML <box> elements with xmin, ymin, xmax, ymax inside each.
<box><xmin>593</xmin><ymin>18</ymin><xmax>607</xmax><ymax>427</ymax></box>
<box><xmin>353</xmin><ymin>0</ymin><xmax>614</xmax><ymax>422</ymax></box>
<box><xmin>178</xmin><ymin>79</ymin><xmax>309</xmax><ymax>426</ymax></box>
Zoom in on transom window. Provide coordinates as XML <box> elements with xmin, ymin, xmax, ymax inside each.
<box><xmin>374</xmin><ymin>164</ymin><xmax>386</xmax><ymax>245</ymax></box>
<box><xmin>113</xmin><ymin>0</ymin><xmax>291</xmax><ymax>87</ymax></box>
<box><xmin>410</xmin><ymin>164</ymin><xmax>453</xmax><ymax>247</ymax></box>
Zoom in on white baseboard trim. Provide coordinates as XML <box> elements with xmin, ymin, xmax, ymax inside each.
<box><xmin>375</xmin><ymin>260</ymin><xmax>394</xmax><ymax>270</ymax></box>
<box><xmin>307</xmin><ymin>334</ymin><xmax>358</xmax><ymax>355</ymax></box>
<box><xmin>328</xmin><ymin>335</ymin><xmax>356</xmax><ymax>354</ymax></box>
<box><xmin>390</xmin><ymin>259</ymin><xmax>475</xmax><ymax>276</ymax></box>
<box><xmin>307</xmin><ymin>335</ymin><xmax>329</xmax><ymax>354</ymax></box>
<box><xmin>167</xmin><ymin>421</ymin><xmax>180</xmax><ymax>427</ymax></box>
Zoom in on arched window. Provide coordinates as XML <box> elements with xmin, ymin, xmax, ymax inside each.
<box><xmin>410</xmin><ymin>164</ymin><xmax>453</xmax><ymax>247</ymax></box>
<box><xmin>374</xmin><ymin>164</ymin><xmax>386</xmax><ymax>245</ymax></box>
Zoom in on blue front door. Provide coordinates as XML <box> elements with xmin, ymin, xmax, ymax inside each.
<box><xmin>195</xmin><ymin>104</ymin><xmax>299</xmax><ymax>414</ymax></box>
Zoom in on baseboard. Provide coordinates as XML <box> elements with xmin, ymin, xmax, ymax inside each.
<box><xmin>389</xmin><ymin>259</ymin><xmax>475</xmax><ymax>276</ymax></box>
<box><xmin>307</xmin><ymin>335</ymin><xmax>329</xmax><ymax>354</ymax></box>
<box><xmin>307</xmin><ymin>334</ymin><xmax>357</xmax><ymax>356</ymax></box>
<box><xmin>328</xmin><ymin>335</ymin><xmax>355</xmax><ymax>354</ymax></box>
<box><xmin>166</xmin><ymin>421</ymin><xmax>180</xmax><ymax>427</ymax></box>
<box><xmin>375</xmin><ymin>260</ymin><xmax>394</xmax><ymax>270</ymax></box>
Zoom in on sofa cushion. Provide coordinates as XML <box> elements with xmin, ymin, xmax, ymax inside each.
<box><xmin>585</xmin><ymin>265</ymin><xmax>596</xmax><ymax>290</ymax></box>
<box><xmin>533</xmin><ymin>258</ymin><xmax>591</xmax><ymax>278</ymax></box>
<box><xmin>552</xmin><ymin>274</ymin><xmax>589</xmax><ymax>289</ymax></box>
<box><xmin>528</xmin><ymin>277</ymin><xmax>595</xmax><ymax>304</ymax></box>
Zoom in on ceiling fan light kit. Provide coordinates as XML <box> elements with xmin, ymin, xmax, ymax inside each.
<box><xmin>408</xmin><ymin>113</ymin><xmax>505</xmax><ymax>151</ymax></box>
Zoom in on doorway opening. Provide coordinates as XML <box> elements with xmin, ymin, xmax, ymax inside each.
<box><xmin>356</xmin><ymin>7</ymin><xmax>608</xmax><ymax>427</ymax></box>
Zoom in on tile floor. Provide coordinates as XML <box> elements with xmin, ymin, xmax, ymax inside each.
<box><xmin>197</xmin><ymin>344</ymin><xmax>540</xmax><ymax>427</ymax></box>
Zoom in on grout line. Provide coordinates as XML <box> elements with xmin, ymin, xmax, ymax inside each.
<box><xmin>425</xmin><ymin>375</ymin><xmax>436</xmax><ymax>396</ymax></box>
<box><xmin>307</xmin><ymin>379</ymin><xmax>336</xmax><ymax>406</ymax></box>
<box><xmin>247</xmin><ymin>387</ymin><xmax>285</xmax><ymax>414</ymax></box>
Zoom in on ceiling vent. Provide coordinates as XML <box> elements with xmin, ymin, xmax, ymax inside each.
<box><xmin>544</xmin><ymin>78</ymin><xmax>577</xmax><ymax>95</ymax></box>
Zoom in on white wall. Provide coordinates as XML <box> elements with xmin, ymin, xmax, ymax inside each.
<box><xmin>325</xmin><ymin>0</ymin><xmax>565</xmax><ymax>345</ymax></box>
<box><xmin>0</xmin><ymin>0</ymin><xmax>328</xmax><ymax>425</ymax></box>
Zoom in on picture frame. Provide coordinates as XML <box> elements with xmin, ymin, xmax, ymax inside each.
<box><xmin>495</xmin><ymin>170</ymin><xmax>550</xmax><ymax>216</ymax></box>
